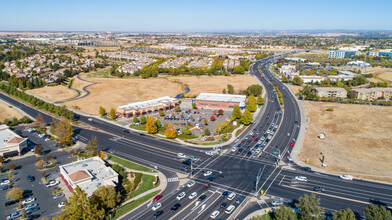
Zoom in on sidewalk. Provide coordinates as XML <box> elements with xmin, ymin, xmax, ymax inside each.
<box><xmin>244</xmin><ymin>207</ymin><xmax>274</xmax><ymax>220</ymax></box>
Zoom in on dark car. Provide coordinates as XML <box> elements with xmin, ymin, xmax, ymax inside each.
<box><xmin>25</xmin><ymin>206</ymin><xmax>40</xmax><ymax>214</ymax></box>
<box><xmin>207</xmin><ymin>176</ymin><xmax>215</xmax><ymax>181</ymax></box>
<box><xmin>171</xmin><ymin>203</ymin><xmax>181</xmax><ymax>212</ymax></box>
<box><xmin>23</xmin><ymin>190</ymin><xmax>32</xmax><ymax>194</ymax></box>
<box><xmin>236</xmin><ymin>196</ymin><xmax>243</xmax><ymax>204</ymax></box>
<box><xmin>0</xmin><ymin>185</ymin><xmax>12</xmax><ymax>191</ymax></box>
<box><xmin>198</xmin><ymin>195</ymin><xmax>207</xmax><ymax>201</ymax></box>
<box><xmin>139</xmin><ymin>133</ymin><xmax>145</xmax><ymax>136</ymax></box>
<box><xmin>221</xmin><ymin>191</ymin><xmax>229</xmax><ymax>197</ymax></box>
<box><xmin>182</xmin><ymin>159</ymin><xmax>192</xmax><ymax>166</ymax></box>
<box><xmin>5</xmin><ymin>200</ymin><xmax>18</xmax><ymax>206</ymax></box>
<box><xmin>179</xmin><ymin>166</ymin><xmax>189</xmax><ymax>172</ymax></box>
<box><xmin>313</xmin><ymin>186</ymin><xmax>326</xmax><ymax>192</ymax></box>
<box><xmin>303</xmin><ymin>167</ymin><xmax>312</xmax><ymax>172</ymax></box>
<box><xmin>22</xmin><ymin>192</ymin><xmax>33</xmax><ymax>199</ymax></box>
<box><xmin>26</xmin><ymin>214</ymin><xmax>40</xmax><ymax>220</ymax></box>
<box><xmin>220</xmin><ymin>202</ymin><xmax>227</xmax><ymax>208</ymax></box>
<box><xmin>153</xmin><ymin>210</ymin><xmax>163</xmax><ymax>218</ymax></box>
<box><xmin>27</xmin><ymin>175</ymin><xmax>35</xmax><ymax>182</ymax></box>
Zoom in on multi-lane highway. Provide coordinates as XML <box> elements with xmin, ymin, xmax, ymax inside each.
<box><xmin>1</xmin><ymin>53</ymin><xmax>391</xmax><ymax>219</ymax></box>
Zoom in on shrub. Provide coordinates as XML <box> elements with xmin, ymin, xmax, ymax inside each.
<box><xmin>326</xmin><ymin>107</ymin><xmax>334</xmax><ymax>112</ymax></box>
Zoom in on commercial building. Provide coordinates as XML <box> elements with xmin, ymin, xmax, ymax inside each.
<box><xmin>312</xmin><ymin>87</ymin><xmax>347</xmax><ymax>98</ymax></box>
<box><xmin>194</xmin><ymin>93</ymin><xmax>246</xmax><ymax>109</ymax></box>
<box><xmin>329</xmin><ymin>50</ymin><xmax>361</xmax><ymax>59</ymax></box>
<box><xmin>0</xmin><ymin>125</ymin><xmax>27</xmax><ymax>157</ymax></box>
<box><xmin>367</xmin><ymin>51</ymin><xmax>392</xmax><ymax>58</ymax></box>
<box><xmin>347</xmin><ymin>61</ymin><xmax>371</xmax><ymax>68</ymax></box>
<box><xmin>350</xmin><ymin>88</ymin><xmax>392</xmax><ymax>100</ymax></box>
<box><xmin>116</xmin><ymin>96</ymin><xmax>179</xmax><ymax>118</ymax></box>
<box><xmin>59</xmin><ymin>157</ymin><xmax>118</xmax><ymax>196</ymax></box>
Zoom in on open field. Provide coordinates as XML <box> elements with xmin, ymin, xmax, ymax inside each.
<box><xmin>0</xmin><ymin>100</ymin><xmax>24</xmax><ymax>121</ymax></box>
<box><xmin>28</xmin><ymin>85</ymin><xmax>78</xmax><ymax>102</ymax></box>
<box><xmin>299</xmin><ymin>101</ymin><xmax>392</xmax><ymax>182</ymax></box>
<box><xmin>363</xmin><ymin>67</ymin><xmax>392</xmax><ymax>84</ymax></box>
<box><xmin>287</xmin><ymin>84</ymin><xmax>303</xmax><ymax>96</ymax></box>
<box><xmin>296</xmin><ymin>50</ymin><xmax>329</xmax><ymax>56</ymax></box>
<box><xmin>169</xmin><ymin>75</ymin><xmax>258</xmax><ymax>97</ymax></box>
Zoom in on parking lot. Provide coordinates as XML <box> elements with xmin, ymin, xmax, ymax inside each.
<box><xmin>0</xmin><ymin>126</ymin><xmax>73</xmax><ymax>220</ymax></box>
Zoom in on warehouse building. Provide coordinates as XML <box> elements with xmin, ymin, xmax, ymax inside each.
<box><xmin>194</xmin><ymin>93</ymin><xmax>247</xmax><ymax>109</ymax></box>
<box><xmin>116</xmin><ymin>96</ymin><xmax>179</xmax><ymax>118</ymax></box>
<box><xmin>59</xmin><ymin>156</ymin><xmax>118</xmax><ymax>196</ymax></box>
<box><xmin>0</xmin><ymin>125</ymin><xmax>28</xmax><ymax>157</ymax></box>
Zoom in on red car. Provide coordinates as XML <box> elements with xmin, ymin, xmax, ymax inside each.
<box><xmin>290</xmin><ymin>142</ymin><xmax>294</xmax><ymax>146</ymax></box>
<box><xmin>203</xmin><ymin>183</ymin><xmax>210</xmax><ymax>189</ymax></box>
<box><xmin>153</xmin><ymin>194</ymin><xmax>163</xmax><ymax>201</ymax></box>
<box><xmin>251</xmin><ymin>136</ymin><xmax>255</xmax><ymax>140</ymax></box>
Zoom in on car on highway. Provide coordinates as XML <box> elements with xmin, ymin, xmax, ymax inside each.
<box><xmin>313</xmin><ymin>186</ymin><xmax>326</xmax><ymax>192</ymax></box>
<box><xmin>231</xmin><ymin>147</ymin><xmax>237</xmax><ymax>152</ymax></box>
<box><xmin>294</xmin><ymin>176</ymin><xmax>307</xmax><ymax>182</ymax></box>
<box><xmin>236</xmin><ymin>197</ymin><xmax>243</xmax><ymax>204</ymax></box>
<box><xmin>287</xmin><ymin>132</ymin><xmax>291</xmax><ymax>136</ymax></box>
<box><xmin>53</xmin><ymin>193</ymin><xmax>64</xmax><ymax>199</ymax></box>
<box><xmin>182</xmin><ymin>159</ymin><xmax>192</xmax><ymax>165</ymax></box>
<box><xmin>225</xmin><ymin>205</ymin><xmax>236</xmax><ymax>214</ymax></box>
<box><xmin>205</xmin><ymin>151</ymin><xmax>214</xmax><ymax>156</ymax></box>
<box><xmin>220</xmin><ymin>202</ymin><xmax>227</xmax><ymax>208</ymax></box>
<box><xmin>234</xmin><ymin>137</ymin><xmax>240</xmax><ymax>142</ymax></box>
<box><xmin>221</xmin><ymin>191</ymin><xmax>229</xmax><ymax>197</ymax></box>
<box><xmin>257</xmin><ymin>140</ymin><xmax>262</xmax><ymax>144</ymax></box>
<box><xmin>287</xmin><ymin>155</ymin><xmax>292</xmax><ymax>161</ymax></box>
<box><xmin>171</xmin><ymin>203</ymin><xmax>181</xmax><ymax>212</ymax></box>
<box><xmin>153</xmin><ymin>210</ymin><xmax>163</xmax><ymax>218</ymax></box>
<box><xmin>290</xmin><ymin>142</ymin><xmax>294</xmax><ymax>146</ymax></box>
<box><xmin>178</xmin><ymin>153</ymin><xmax>187</xmax><ymax>158</ymax></box>
<box><xmin>203</xmin><ymin>183</ymin><xmax>210</xmax><ymax>188</ymax></box>
<box><xmin>153</xmin><ymin>194</ymin><xmax>163</xmax><ymax>201</ymax></box>
<box><xmin>6</xmin><ymin>211</ymin><xmax>21</xmax><ymax>220</ymax></box>
<box><xmin>207</xmin><ymin>176</ymin><xmax>215</xmax><ymax>181</ymax></box>
<box><xmin>179</xmin><ymin>166</ymin><xmax>189</xmax><ymax>172</ymax></box>
<box><xmin>228</xmin><ymin>192</ymin><xmax>236</xmax><ymax>200</ymax></box>
<box><xmin>271</xmin><ymin>200</ymin><xmax>284</xmax><ymax>206</ymax></box>
<box><xmin>198</xmin><ymin>195</ymin><xmax>207</xmax><ymax>201</ymax></box>
<box><xmin>189</xmin><ymin>156</ymin><xmax>199</xmax><ymax>161</ymax></box>
<box><xmin>210</xmin><ymin>210</ymin><xmax>220</xmax><ymax>219</ymax></box>
<box><xmin>303</xmin><ymin>167</ymin><xmax>312</xmax><ymax>172</ymax></box>
<box><xmin>187</xmin><ymin>180</ymin><xmax>195</xmax><ymax>188</ymax></box>
<box><xmin>204</xmin><ymin>171</ymin><xmax>212</xmax><ymax>176</ymax></box>
<box><xmin>339</xmin><ymin>175</ymin><xmax>353</xmax><ymax>180</ymax></box>
<box><xmin>189</xmin><ymin>191</ymin><xmax>198</xmax><ymax>199</ymax></box>
<box><xmin>22</xmin><ymin>197</ymin><xmax>36</xmax><ymax>205</ymax></box>
<box><xmin>152</xmin><ymin>202</ymin><xmax>162</xmax><ymax>211</ymax></box>
<box><xmin>176</xmin><ymin>192</ymin><xmax>186</xmax><ymax>200</ymax></box>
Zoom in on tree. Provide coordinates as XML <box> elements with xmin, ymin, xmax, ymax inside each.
<box><xmin>244</xmin><ymin>84</ymin><xmax>263</xmax><ymax>96</ymax></box>
<box><xmin>154</xmin><ymin>119</ymin><xmax>161</xmax><ymax>130</ymax></box>
<box><xmin>87</xmin><ymin>136</ymin><xmax>99</xmax><ymax>157</ymax></box>
<box><xmin>231</xmin><ymin>105</ymin><xmax>242</xmax><ymax>121</ymax></box>
<box><xmin>218</xmin><ymin>109</ymin><xmax>224</xmax><ymax>115</ymax></box>
<box><xmin>257</xmin><ymin>95</ymin><xmax>265</xmax><ymax>106</ymax></box>
<box><xmin>34</xmin><ymin>113</ymin><xmax>46</xmax><ymax>127</ymax></box>
<box><xmin>34</xmin><ymin>145</ymin><xmax>43</xmax><ymax>155</ymax></box>
<box><xmin>364</xmin><ymin>204</ymin><xmax>392</xmax><ymax>220</ymax></box>
<box><xmin>35</xmin><ymin>159</ymin><xmax>46</xmax><ymax>167</ymax></box>
<box><xmin>216</xmin><ymin>123</ymin><xmax>223</xmax><ymax>134</ymax></box>
<box><xmin>165</xmin><ymin>124</ymin><xmax>178</xmax><ymax>139</ymax></box>
<box><xmin>295</xmin><ymin>194</ymin><xmax>324</xmax><ymax>220</ymax></box>
<box><xmin>333</xmin><ymin>208</ymin><xmax>356</xmax><ymax>220</ymax></box>
<box><xmin>6</xmin><ymin>187</ymin><xmax>24</xmax><ymax>201</ymax></box>
<box><xmin>109</xmin><ymin>108</ymin><xmax>116</xmax><ymax>119</ymax></box>
<box><xmin>59</xmin><ymin>187</ymin><xmax>105</xmax><ymax>220</ymax></box>
<box><xmin>99</xmin><ymin>106</ymin><xmax>106</xmax><ymax>116</ymax></box>
<box><xmin>183</xmin><ymin>126</ymin><xmax>191</xmax><ymax>135</ymax></box>
<box><xmin>145</xmin><ymin>116</ymin><xmax>158</xmax><ymax>134</ymax></box>
<box><xmin>246</xmin><ymin>95</ymin><xmax>257</xmax><ymax>112</ymax></box>
<box><xmin>227</xmin><ymin>84</ymin><xmax>235</xmax><ymax>94</ymax></box>
<box><xmin>163</xmin><ymin>122</ymin><xmax>168</xmax><ymax>130</ymax></box>
<box><xmin>192</xmin><ymin>102</ymin><xmax>197</xmax><ymax>109</ymax></box>
<box><xmin>8</xmin><ymin>163</ymin><xmax>16</xmax><ymax>170</ymax></box>
<box><xmin>204</xmin><ymin>128</ymin><xmax>210</xmax><ymax>136</ymax></box>
<box><xmin>210</xmin><ymin>115</ymin><xmax>216</xmax><ymax>122</ymax></box>
<box><xmin>0</xmin><ymin>155</ymin><xmax>4</xmax><ymax>164</ymax></box>
<box><xmin>292</xmin><ymin>75</ymin><xmax>303</xmax><ymax>86</ymax></box>
<box><xmin>233</xmin><ymin>65</ymin><xmax>245</xmax><ymax>74</ymax></box>
<box><xmin>240</xmin><ymin>109</ymin><xmax>253</xmax><ymax>125</ymax></box>
<box><xmin>274</xmin><ymin>204</ymin><xmax>295</xmax><ymax>220</ymax></box>
<box><xmin>282</xmin><ymin>75</ymin><xmax>289</xmax><ymax>83</ymax></box>
<box><xmin>203</xmin><ymin>118</ymin><xmax>208</xmax><ymax>125</ymax></box>
<box><xmin>140</xmin><ymin>115</ymin><xmax>147</xmax><ymax>125</ymax></box>
<box><xmin>222</xmin><ymin>89</ymin><xmax>226</xmax><ymax>94</ymax></box>
<box><xmin>91</xmin><ymin>185</ymin><xmax>120</xmax><ymax>210</ymax></box>
<box><xmin>52</xmin><ymin>119</ymin><xmax>74</xmax><ymax>146</ymax></box>
<box><xmin>133</xmin><ymin>116</ymin><xmax>139</xmax><ymax>123</ymax></box>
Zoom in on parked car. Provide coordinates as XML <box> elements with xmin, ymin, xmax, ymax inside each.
<box><xmin>207</xmin><ymin>176</ymin><xmax>215</xmax><ymax>181</ymax></box>
<box><xmin>26</xmin><ymin>214</ymin><xmax>40</xmax><ymax>220</ymax></box>
<box><xmin>153</xmin><ymin>194</ymin><xmax>163</xmax><ymax>201</ymax></box>
<box><xmin>58</xmin><ymin>201</ymin><xmax>67</xmax><ymax>208</ymax></box>
<box><xmin>0</xmin><ymin>185</ymin><xmax>12</xmax><ymax>191</ymax></box>
<box><xmin>221</xmin><ymin>191</ymin><xmax>229</xmax><ymax>197</ymax></box>
<box><xmin>46</xmin><ymin>180</ymin><xmax>60</xmax><ymax>187</ymax></box>
<box><xmin>6</xmin><ymin>211</ymin><xmax>21</xmax><ymax>220</ymax></box>
<box><xmin>53</xmin><ymin>193</ymin><xmax>65</xmax><ymax>199</ymax></box>
<box><xmin>27</xmin><ymin>175</ymin><xmax>35</xmax><ymax>182</ymax></box>
<box><xmin>152</xmin><ymin>202</ymin><xmax>162</xmax><ymax>211</ymax></box>
<box><xmin>228</xmin><ymin>192</ymin><xmax>236</xmax><ymax>200</ymax></box>
<box><xmin>25</xmin><ymin>206</ymin><xmax>40</xmax><ymax>214</ymax></box>
<box><xmin>24</xmin><ymin>203</ymin><xmax>38</xmax><ymax>211</ymax></box>
<box><xmin>186</xmin><ymin>180</ymin><xmax>195</xmax><ymax>188</ymax></box>
<box><xmin>22</xmin><ymin>197</ymin><xmax>36</xmax><ymax>205</ymax></box>
<box><xmin>5</xmin><ymin>200</ymin><xmax>18</xmax><ymax>207</ymax></box>
<box><xmin>1</xmin><ymin>179</ymin><xmax>11</xmax><ymax>185</ymax></box>
<box><xmin>236</xmin><ymin>196</ymin><xmax>243</xmax><ymax>204</ymax></box>
<box><xmin>220</xmin><ymin>202</ymin><xmax>227</xmax><ymax>208</ymax></box>
<box><xmin>339</xmin><ymin>175</ymin><xmax>353</xmax><ymax>180</ymax></box>
<box><xmin>225</xmin><ymin>205</ymin><xmax>236</xmax><ymax>214</ymax></box>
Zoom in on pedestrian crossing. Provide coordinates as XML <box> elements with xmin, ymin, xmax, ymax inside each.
<box><xmin>167</xmin><ymin>177</ymin><xmax>179</xmax><ymax>182</ymax></box>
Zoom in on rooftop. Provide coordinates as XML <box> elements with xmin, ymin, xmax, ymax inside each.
<box><xmin>351</xmin><ymin>87</ymin><xmax>392</xmax><ymax>93</ymax></box>
<box><xmin>118</xmin><ymin>96</ymin><xmax>178</xmax><ymax>111</ymax></box>
<box><xmin>0</xmin><ymin>125</ymin><xmax>26</xmax><ymax>149</ymax></box>
<box><xmin>195</xmin><ymin>93</ymin><xmax>247</xmax><ymax>107</ymax></box>
<box><xmin>313</xmin><ymin>87</ymin><xmax>347</xmax><ymax>92</ymax></box>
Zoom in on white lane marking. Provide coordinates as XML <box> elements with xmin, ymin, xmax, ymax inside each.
<box><xmin>167</xmin><ymin>177</ymin><xmax>179</xmax><ymax>182</ymax></box>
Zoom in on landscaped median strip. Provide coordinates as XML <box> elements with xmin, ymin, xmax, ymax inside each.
<box><xmin>108</xmin><ymin>190</ymin><xmax>161</xmax><ymax>220</ymax></box>
<box><xmin>107</xmin><ymin>153</ymin><xmax>157</xmax><ymax>173</ymax></box>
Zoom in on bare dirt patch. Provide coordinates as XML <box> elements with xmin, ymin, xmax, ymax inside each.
<box><xmin>28</xmin><ymin>85</ymin><xmax>78</xmax><ymax>102</ymax></box>
<box><xmin>299</xmin><ymin>101</ymin><xmax>392</xmax><ymax>182</ymax></box>
<box><xmin>296</xmin><ymin>50</ymin><xmax>329</xmax><ymax>56</ymax></box>
<box><xmin>0</xmin><ymin>100</ymin><xmax>24</xmax><ymax>121</ymax></box>
<box><xmin>169</xmin><ymin>75</ymin><xmax>258</xmax><ymax>97</ymax></box>
<box><xmin>287</xmin><ymin>85</ymin><xmax>303</xmax><ymax>96</ymax></box>
<box><xmin>363</xmin><ymin>67</ymin><xmax>392</xmax><ymax>84</ymax></box>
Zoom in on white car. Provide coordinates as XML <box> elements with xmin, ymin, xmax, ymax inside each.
<box><xmin>205</xmin><ymin>151</ymin><xmax>214</xmax><ymax>156</ymax></box>
<box><xmin>58</xmin><ymin>201</ymin><xmax>67</xmax><ymax>208</ymax></box>
<box><xmin>228</xmin><ymin>192</ymin><xmax>236</xmax><ymax>200</ymax></box>
<box><xmin>152</xmin><ymin>202</ymin><xmax>162</xmax><ymax>211</ymax></box>
<box><xmin>339</xmin><ymin>175</ymin><xmax>353</xmax><ymax>180</ymax></box>
<box><xmin>1</xmin><ymin>179</ymin><xmax>11</xmax><ymax>185</ymax></box>
<box><xmin>87</xmin><ymin>118</ymin><xmax>94</xmax><ymax>122</ymax></box>
<box><xmin>189</xmin><ymin>192</ymin><xmax>198</xmax><ymax>199</ymax></box>
<box><xmin>225</xmin><ymin>205</ymin><xmax>236</xmax><ymax>214</ymax></box>
<box><xmin>22</xmin><ymin>197</ymin><xmax>36</xmax><ymax>205</ymax></box>
<box><xmin>46</xmin><ymin>180</ymin><xmax>60</xmax><ymax>188</ymax></box>
<box><xmin>271</xmin><ymin>200</ymin><xmax>284</xmax><ymax>206</ymax></box>
<box><xmin>257</xmin><ymin>140</ymin><xmax>262</xmax><ymax>144</ymax></box>
<box><xmin>176</xmin><ymin>192</ymin><xmax>186</xmax><ymax>200</ymax></box>
<box><xmin>261</xmin><ymin>137</ymin><xmax>265</xmax><ymax>141</ymax></box>
<box><xmin>287</xmin><ymin>132</ymin><xmax>291</xmax><ymax>136</ymax></box>
<box><xmin>294</xmin><ymin>176</ymin><xmax>307</xmax><ymax>182</ymax></box>
<box><xmin>231</xmin><ymin>147</ymin><xmax>237</xmax><ymax>152</ymax></box>
<box><xmin>210</xmin><ymin>210</ymin><xmax>220</xmax><ymax>219</ymax></box>
<box><xmin>178</xmin><ymin>153</ymin><xmax>187</xmax><ymax>158</ymax></box>
<box><xmin>287</xmin><ymin>156</ymin><xmax>293</xmax><ymax>161</ymax></box>
<box><xmin>187</xmin><ymin>180</ymin><xmax>195</xmax><ymax>188</ymax></box>
<box><xmin>266</xmin><ymin>130</ymin><xmax>270</xmax><ymax>134</ymax></box>
<box><xmin>234</xmin><ymin>138</ymin><xmax>240</xmax><ymax>143</ymax></box>
<box><xmin>204</xmin><ymin>171</ymin><xmax>212</xmax><ymax>176</ymax></box>
<box><xmin>45</xmin><ymin>138</ymin><xmax>51</xmax><ymax>141</ymax></box>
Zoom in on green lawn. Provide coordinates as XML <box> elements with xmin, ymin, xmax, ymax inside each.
<box><xmin>101</xmin><ymin>116</ymin><xmax>117</xmax><ymax>121</ymax></box>
<box><xmin>108</xmin><ymin>190</ymin><xmax>161</xmax><ymax>220</ymax></box>
<box><xmin>130</xmin><ymin>174</ymin><xmax>159</xmax><ymax>199</ymax></box>
<box><xmin>129</xmin><ymin>124</ymin><xmax>145</xmax><ymax>131</ymax></box>
<box><xmin>107</xmin><ymin>154</ymin><xmax>157</xmax><ymax>173</ymax></box>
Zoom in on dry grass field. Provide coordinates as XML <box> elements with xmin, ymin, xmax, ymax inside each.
<box><xmin>169</xmin><ymin>75</ymin><xmax>258</xmax><ymax>97</ymax></box>
<box><xmin>0</xmin><ymin>100</ymin><xmax>24</xmax><ymax>121</ymax></box>
<box><xmin>287</xmin><ymin>85</ymin><xmax>303</xmax><ymax>96</ymax></box>
<box><xmin>299</xmin><ymin>101</ymin><xmax>392</xmax><ymax>182</ymax></box>
<box><xmin>363</xmin><ymin>67</ymin><xmax>392</xmax><ymax>85</ymax></box>
<box><xmin>28</xmin><ymin>85</ymin><xmax>78</xmax><ymax>102</ymax></box>
<box><xmin>296</xmin><ymin>50</ymin><xmax>329</xmax><ymax>56</ymax></box>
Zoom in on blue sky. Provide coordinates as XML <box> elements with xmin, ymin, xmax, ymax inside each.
<box><xmin>1</xmin><ymin>0</ymin><xmax>392</xmax><ymax>32</ymax></box>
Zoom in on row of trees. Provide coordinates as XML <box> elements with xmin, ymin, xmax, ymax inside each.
<box><xmin>0</xmin><ymin>83</ymin><xmax>75</xmax><ymax>120</ymax></box>
<box><xmin>99</xmin><ymin>106</ymin><xmax>117</xmax><ymax>119</ymax></box>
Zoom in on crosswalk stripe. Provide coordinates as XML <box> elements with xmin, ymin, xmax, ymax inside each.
<box><xmin>167</xmin><ymin>177</ymin><xmax>179</xmax><ymax>182</ymax></box>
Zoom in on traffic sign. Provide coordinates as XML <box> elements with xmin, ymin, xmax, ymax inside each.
<box><xmin>273</xmin><ymin>152</ymin><xmax>279</xmax><ymax>155</ymax></box>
